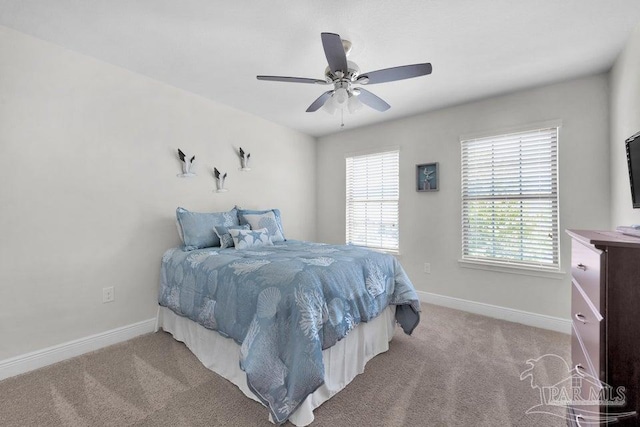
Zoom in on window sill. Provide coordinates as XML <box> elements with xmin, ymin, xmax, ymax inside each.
<box><xmin>457</xmin><ymin>259</ymin><xmax>566</xmax><ymax>280</ymax></box>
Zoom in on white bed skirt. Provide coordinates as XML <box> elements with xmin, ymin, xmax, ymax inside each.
<box><xmin>156</xmin><ymin>305</ymin><xmax>396</xmax><ymax>426</ymax></box>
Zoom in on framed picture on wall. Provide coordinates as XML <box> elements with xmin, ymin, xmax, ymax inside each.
<box><xmin>416</xmin><ymin>162</ymin><xmax>439</xmax><ymax>192</ymax></box>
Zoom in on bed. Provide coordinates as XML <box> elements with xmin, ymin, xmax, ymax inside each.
<box><xmin>157</xmin><ymin>227</ymin><xmax>420</xmax><ymax>425</ymax></box>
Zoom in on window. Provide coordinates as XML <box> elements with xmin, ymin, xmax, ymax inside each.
<box><xmin>461</xmin><ymin>126</ymin><xmax>559</xmax><ymax>270</ymax></box>
<box><xmin>346</xmin><ymin>149</ymin><xmax>399</xmax><ymax>252</ymax></box>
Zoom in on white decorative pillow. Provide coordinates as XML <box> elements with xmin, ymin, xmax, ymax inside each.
<box><xmin>237</xmin><ymin>209</ymin><xmax>285</xmax><ymax>242</ymax></box>
<box><xmin>229</xmin><ymin>228</ymin><xmax>274</xmax><ymax>250</ymax></box>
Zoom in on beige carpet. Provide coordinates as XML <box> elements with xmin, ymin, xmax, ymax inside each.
<box><xmin>0</xmin><ymin>304</ymin><xmax>570</xmax><ymax>426</ymax></box>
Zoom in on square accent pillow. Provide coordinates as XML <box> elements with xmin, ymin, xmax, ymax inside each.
<box><xmin>237</xmin><ymin>208</ymin><xmax>285</xmax><ymax>242</ymax></box>
<box><xmin>229</xmin><ymin>228</ymin><xmax>274</xmax><ymax>250</ymax></box>
<box><xmin>214</xmin><ymin>224</ymin><xmax>250</xmax><ymax>249</ymax></box>
<box><xmin>176</xmin><ymin>207</ymin><xmax>239</xmax><ymax>250</ymax></box>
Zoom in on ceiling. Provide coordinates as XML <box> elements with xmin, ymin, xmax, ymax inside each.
<box><xmin>1</xmin><ymin>1</ymin><xmax>640</xmax><ymax>137</ymax></box>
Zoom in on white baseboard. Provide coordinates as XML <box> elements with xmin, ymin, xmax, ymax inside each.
<box><xmin>417</xmin><ymin>290</ymin><xmax>571</xmax><ymax>334</ymax></box>
<box><xmin>0</xmin><ymin>318</ymin><xmax>156</xmax><ymax>381</ymax></box>
<box><xmin>0</xmin><ymin>295</ymin><xmax>569</xmax><ymax>381</ymax></box>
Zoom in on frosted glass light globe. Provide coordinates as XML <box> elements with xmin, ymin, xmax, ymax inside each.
<box><xmin>335</xmin><ymin>88</ymin><xmax>348</xmax><ymax>105</ymax></box>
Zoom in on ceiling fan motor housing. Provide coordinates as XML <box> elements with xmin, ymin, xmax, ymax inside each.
<box><xmin>324</xmin><ymin>60</ymin><xmax>361</xmax><ymax>84</ymax></box>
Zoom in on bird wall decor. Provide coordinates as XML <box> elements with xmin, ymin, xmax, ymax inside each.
<box><xmin>214</xmin><ymin>167</ymin><xmax>228</xmax><ymax>192</ymax></box>
<box><xmin>177</xmin><ymin>149</ymin><xmax>196</xmax><ymax>177</ymax></box>
<box><xmin>239</xmin><ymin>147</ymin><xmax>251</xmax><ymax>170</ymax></box>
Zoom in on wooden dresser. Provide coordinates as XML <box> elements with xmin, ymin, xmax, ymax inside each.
<box><xmin>567</xmin><ymin>230</ymin><xmax>640</xmax><ymax>426</ymax></box>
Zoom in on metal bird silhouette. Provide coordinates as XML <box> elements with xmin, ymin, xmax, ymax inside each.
<box><xmin>214</xmin><ymin>167</ymin><xmax>228</xmax><ymax>192</ymax></box>
<box><xmin>239</xmin><ymin>147</ymin><xmax>251</xmax><ymax>170</ymax></box>
<box><xmin>177</xmin><ymin>148</ymin><xmax>196</xmax><ymax>177</ymax></box>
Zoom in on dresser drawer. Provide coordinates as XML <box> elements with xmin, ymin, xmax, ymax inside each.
<box><xmin>571</xmin><ymin>239</ymin><xmax>603</xmax><ymax>313</ymax></box>
<box><xmin>571</xmin><ymin>323</ymin><xmax>602</xmax><ymax>421</ymax></box>
<box><xmin>571</xmin><ymin>323</ymin><xmax>597</xmax><ymax>379</ymax></box>
<box><xmin>572</xmin><ymin>279</ymin><xmax>602</xmax><ymax>377</ymax></box>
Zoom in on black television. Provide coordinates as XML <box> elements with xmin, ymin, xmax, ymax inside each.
<box><xmin>626</xmin><ymin>131</ymin><xmax>640</xmax><ymax>209</ymax></box>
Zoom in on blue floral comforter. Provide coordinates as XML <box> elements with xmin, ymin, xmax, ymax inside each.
<box><xmin>158</xmin><ymin>240</ymin><xmax>420</xmax><ymax>424</ymax></box>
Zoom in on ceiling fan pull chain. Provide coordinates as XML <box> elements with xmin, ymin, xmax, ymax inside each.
<box><xmin>341</xmin><ymin>109</ymin><xmax>344</xmax><ymax>128</ymax></box>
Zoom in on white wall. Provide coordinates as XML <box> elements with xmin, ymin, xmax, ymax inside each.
<box><xmin>317</xmin><ymin>75</ymin><xmax>610</xmax><ymax>320</ymax></box>
<box><xmin>0</xmin><ymin>26</ymin><xmax>316</xmax><ymax>360</ymax></box>
<box><xmin>610</xmin><ymin>24</ymin><xmax>640</xmax><ymax>227</ymax></box>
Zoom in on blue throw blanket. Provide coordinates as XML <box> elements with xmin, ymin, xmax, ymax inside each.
<box><xmin>158</xmin><ymin>241</ymin><xmax>420</xmax><ymax>424</ymax></box>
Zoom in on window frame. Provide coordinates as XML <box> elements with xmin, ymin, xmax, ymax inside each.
<box><xmin>459</xmin><ymin>121</ymin><xmax>562</xmax><ymax>275</ymax></box>
<box><xmin>345</xmin><ymin>148</ymin><xmax>400</xmax><ymax>254</ymax></box>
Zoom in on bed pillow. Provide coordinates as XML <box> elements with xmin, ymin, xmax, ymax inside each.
<box><xmin>214</xmin><ymin>224</ymin><xmax>250</xmax><ymax>249</ymax></box>
<box><xmin>229</xmin><ymin>228</ymin><xmax>274</xmax><ymax>250</ymax></box>
<box><xmin>236</xmin><ymin>208</ymin><xmax>286</xmax><ymax>242</ymax></box>
<box><xmin>176</xmin><ymin>207</ymin><xmax>239</xmax><ymax>250</ymax></box>
<box><xmin>176</xmin><ymin>220</ymin><xmax>184</xmax><ymax>243</ymax></box>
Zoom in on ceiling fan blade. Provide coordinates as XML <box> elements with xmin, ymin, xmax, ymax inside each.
<box><xmin>357</xmin><ymin>89</ymin><xmax>391</xmax><ymax>112</ymax></box>
<box><xmin>306</xmin><ymin>90</ymin><xmax>333</xmax><ymax>112</ymax></box>
<box><xmin>359</xmin><ymin>63</ymin><xmax>432</xmax><ymax>85</ymax></box>
<box><xmin>257</xmin><ymin>75</ymin><xmax>328</xmax><ymax>84</ymax></box>
<box><xmin>321</xmin><ymin>32</ymin><xmax>348</xmax><ymax>74</ymax></box>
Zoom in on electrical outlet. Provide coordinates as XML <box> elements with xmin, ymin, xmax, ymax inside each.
<box><xmin>424</xmin><ymin>263</ymin><xmax>431</xmax><ymax>274</ymax></box>
<box><xmin>102</xmin><ymin>286</ymin><xmax>114</xmax><ymax>303</ymax></box>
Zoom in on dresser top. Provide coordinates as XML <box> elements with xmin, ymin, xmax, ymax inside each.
<box><xmin>567</xmin><ymin>229</ymin><xmax>640</xmax><ymax>249</ymax></box>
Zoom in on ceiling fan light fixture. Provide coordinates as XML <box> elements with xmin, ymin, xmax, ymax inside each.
<box><xmin>335</xmin><ymin>87</ymin><xmax>348</xmax><ymax>105</ymax></box>
<box><xmin>347</xmin><ymin>93</ymin><xmax>363</xmax><ymax>113</ymax></box>
<box><xmin>322</xmin><ymin>94</ymin><xmax>338</xmax><ymax>115</ymax></box>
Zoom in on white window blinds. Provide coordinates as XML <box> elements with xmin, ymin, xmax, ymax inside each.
<box><xmin>461</xmin><ymin>127</ymin><xmax>559</xmax><ymax>270</ymax></box>
<box><xmin>346</xmin><ymin>150</ymin><xmax>399</xmax><ymax>252</ymax></box>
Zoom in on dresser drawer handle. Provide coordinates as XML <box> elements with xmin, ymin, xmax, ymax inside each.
<box><xmin>576</xmin><ymin>263</ymin><xmax>587</xmax><ymax>271</ymax></box>
<box><xmin>575</xmin><ymin>364</ymin><xmax>587</xmax><ymax>375</ymax></box>
<box><xmin>575</xmin><ymin>313</ymin><xmax>587</xmax><ymax>323</ymax></box>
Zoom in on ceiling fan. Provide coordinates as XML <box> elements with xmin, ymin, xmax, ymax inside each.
<box><xmin>257</xmin><ymin>32</ymin><xmax>433</xmax><ymax>114</ymax></box>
